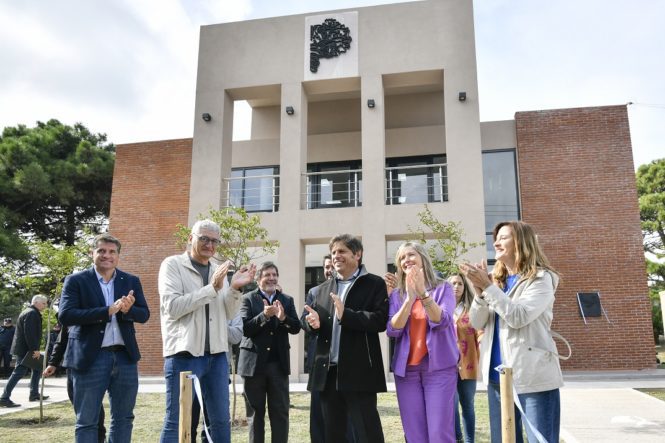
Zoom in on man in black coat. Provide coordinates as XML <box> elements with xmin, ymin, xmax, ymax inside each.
<box><xmin>238</xmin><ymin>261</ymin><xmax>301</xmax><ymax>443</ymax></box>
<box><xmin>0</xmin><ymin>295</ymin><xmax>49</xmax><ymax>407</ymax></box>
<box><xmin>0</xmin><ymin>318</ymin><xmax>16</xmax><ymax>374</ymax></box>
<box><xmin>302</xmin><ymin>234</ymin><xmax>389</xmax><ymax>443</ymax></box>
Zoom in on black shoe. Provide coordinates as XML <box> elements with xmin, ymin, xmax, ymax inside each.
<box><xmin>0</xmin><ymin>398</ymin><xmax>21</xmax><ymax>408</ymax></box>
<box><xmin>29</xmin><ymin>394</ymin><xmax>49</xmax><ymax>401</ymax></box>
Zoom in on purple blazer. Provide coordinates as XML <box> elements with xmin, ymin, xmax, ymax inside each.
<box><xmin>386</xmin><ymin>281</ymin><xmax>459</xmax><ymax>377</ymax></box>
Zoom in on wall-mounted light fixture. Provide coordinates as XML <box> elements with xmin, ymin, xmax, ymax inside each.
<box><xmin>458</xmin><ymin>92</ymin><xmax>467</xmax><ymax>102</ymax></box>
<box><xmin>367</xmin><ymin>99</ymin><xmax>376</xmax><ymax>109</ymax></box>
<box><xmin>202</xmin><ymin>113</ymin><xmax>212</xmax><ymax>122</ymax></box>
<box><xmin>285</xmin><ymin>106</ymin><xmax>295</xmax><ymax>115</ymax></box>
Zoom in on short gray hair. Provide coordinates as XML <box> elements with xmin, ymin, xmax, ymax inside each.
<box><xmin>32</xmin><ymin>295</ymin><xmax>48</xmax><ymax>305</ymax></box>
<box><xmin>192</xmin><ymin>219</ymin><xmax>220</xmax><ymax>236</ymax></box>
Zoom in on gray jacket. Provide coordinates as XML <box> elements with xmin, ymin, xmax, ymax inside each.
<box><xmin>470</xmin><ymin>269</ymin><xmax>564</xmax><ymax>394</ymax></box>
<box><xmin>158</xmin><ymin>252</ymin><xmax>242</xmax><ymax>357</ymax></box>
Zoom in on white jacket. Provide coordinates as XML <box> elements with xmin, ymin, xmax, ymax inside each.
<box><xmin>158</xmin><ymin>252</ymin><xmax>242</xmax><ymax>357</ymax></box>
<box><xmin>469</xmin><ymin>269</ymin><xmax>563</xmax><ymax>394</ymax></box>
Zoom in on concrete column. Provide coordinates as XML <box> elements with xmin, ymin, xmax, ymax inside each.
<box><xmin>278</xmin><ymin>82</ymin><xmax>308</xmax><ymax>379</ymax></box>
<box><xmin>360</xmin><ymin>74</ymin><xmax>387</xmax><ymax>274</ymax></box>
<box><xmin>189</xmin><ymin>91</ymin><xmax>234</xmax><ymax>224</ymax></box>
<box><xmin>442</xmin><ymin>69</ymin><xmax>486</xmax><ymax>261</ymax></box>
<box><xmin>360</xmin><ymin>74</ymin><xmax>390</xmax><ymax>375</ymax></box>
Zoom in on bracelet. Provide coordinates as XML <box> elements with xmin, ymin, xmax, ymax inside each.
<box><xmin>419</xmin><ymin>291</ymin><xmax>430</xmax><ymax>300</ymax></box>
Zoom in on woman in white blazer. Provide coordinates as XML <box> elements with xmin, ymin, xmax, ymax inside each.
<box><xmin>462</xmin><ymin>221</ymin><xmax>562</xmax><ymax>443</ymax></box>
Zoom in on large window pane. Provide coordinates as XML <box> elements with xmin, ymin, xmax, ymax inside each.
<box><xmin>307</xmin><ymin>161</ymin><xmax>362</xmax><ymax>209</ymax></box>
<box><xmin>386</xmin><ymin>155</ymin><xmax>447</xmax><ymax>205</ymax></box>
<box><xmin>482</xmin><ymin>150</ymin><xmax>520</xmax><ymax>261</ymax></box>
<box><xmin>229</xmin><ymin>166</ymin><xmax>279</xmax><ymax>212</ymax></box>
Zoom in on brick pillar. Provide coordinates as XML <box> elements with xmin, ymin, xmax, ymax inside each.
<box><xmin>109</xmin><ymin>138</ymin><xmax>193</xmax><ymax>375</ymax></box>
<box><xmin>515</xmin><ymin>105</ymin><xmax>653</xmax><ymax>370</ymax></box>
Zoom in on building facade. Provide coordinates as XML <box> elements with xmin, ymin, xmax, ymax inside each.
<box><xmin>109</xmin><ymin>0</ymin><xmax>654</xmax><ymax>376</ymax></box>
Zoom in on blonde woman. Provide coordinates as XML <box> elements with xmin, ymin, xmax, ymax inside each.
<box><xmin>385</xmin><ymin>242</ymin><xmax>459</xmax><ymax>443</ymax></box>
<box><xmin>461</xmin><ymin>221</ymin><xmax>562</xmax><ymax>443</ymax></box>
<box><xmin>448</xmin><ymin>273</ymin><xmax>481</xmax><ymax>443</ymax></box>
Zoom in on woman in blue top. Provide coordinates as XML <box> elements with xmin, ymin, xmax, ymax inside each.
<box><xmin>461</xmin><ymin>221</ymin><xmax>562</xmax><ymax>443</ymax></box>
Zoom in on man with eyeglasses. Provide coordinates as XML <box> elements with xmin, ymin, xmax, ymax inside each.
<box><xmin>158</xmin><ymin>219</ymin><xmax>256</xmax><ymax>443</ymax></box>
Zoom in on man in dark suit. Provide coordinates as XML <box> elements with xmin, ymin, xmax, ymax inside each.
<box><xmin>301</xmin><ymin>255</ymin><xmax>334</xmax><ymax>443</ymax></box>
<box><xmin>59</xmin><ymin>233</ymin><xmax>150</xmax><ymax>443</ymax></box>
<box><xmin>0</xmin><ymin>318</ymin><xmax>16</xmax><ymax>375</ymax></box>
<box><xmin>0</xmin><ymin>295</ymin><xmax>49</xmax><ymax>407</ymax></box>
<box><xmin>238</xmin><ymin>262</ymin><xmax>301</xmax><ymax>443</ymax></box>
<box><xmin>302</xmin><ymin>234</ymin><xmax>389</xmax><ymax>443</ymax></box>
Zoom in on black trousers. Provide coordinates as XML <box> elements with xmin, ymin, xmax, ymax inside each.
<box><xmin>319</xmin><ymin>366</ymin><xmax>384</xmax><ymax>443</ymax></box>
<box><xmin>243</xmin><ymin>361</ymin><xmax>289</xmax><ymax>443</ymax></box>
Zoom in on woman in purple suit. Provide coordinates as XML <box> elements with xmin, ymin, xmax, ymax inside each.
<box><xmin>385</xmin><ymin>242</ymin><xmax>459</xmax><ymax>443</ymax></box>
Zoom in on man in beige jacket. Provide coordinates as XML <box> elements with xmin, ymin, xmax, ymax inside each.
<box><xmin>158</xmin><ymin>219</ymin><xmax>256</xmax><ymax>443</ymax></box>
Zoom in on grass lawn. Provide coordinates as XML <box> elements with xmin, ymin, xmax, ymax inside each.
<box><xmin>638</xmin><ymin>388</ymin><xmax>665</xmax><ymax>402</ymax></box>
<box><xmin>0</xmin><ymin>391</ymin><xmax>491</xmax><ymax>442</ymax></box>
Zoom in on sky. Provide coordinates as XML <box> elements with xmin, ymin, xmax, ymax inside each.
<box><xmin>0</xmin><ymin>0</ymin><xmax>663</xmax><ymax>168</ymax></box>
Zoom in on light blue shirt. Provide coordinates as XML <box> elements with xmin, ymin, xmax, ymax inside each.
<box><xmin>95</xmin><ymin>269</ymin><xmax>126</xmax><ymax>348</ymax></box>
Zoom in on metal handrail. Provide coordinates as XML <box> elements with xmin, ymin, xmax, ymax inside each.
<box><xmin>302</xmin><ymin>169</ymin><xmax>362</xmax><ymax>209</ymax></box>
<box><xmin>222</xmin><ymin>174</ymin><xmax>280</xmax><ymax>212</ymax></box>
<box><xmin>385</xmin><ymin>162</ymin><xmax>448</xmax><ymax>205</ymax></box>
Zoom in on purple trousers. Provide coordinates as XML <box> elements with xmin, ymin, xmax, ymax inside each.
<box><xmin>395</xmin><ymin>357</ymin><xmax>457</xmax><ymax>443</ymax></box>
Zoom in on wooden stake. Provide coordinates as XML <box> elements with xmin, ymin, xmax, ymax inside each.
<box><xmin>179</xmin><ymin>371</ymin><xmax>193</xmax><ymax>443</ymax></box>
<box><xmin>500</xmin><ymin>367</ymin><xmax>516</xmax><ymax>443</ymax></box>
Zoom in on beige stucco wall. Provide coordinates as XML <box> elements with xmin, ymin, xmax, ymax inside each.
<box><xmin>190</xmin><ymin>0</ymin><xmax>485</xmax><ymax>378</ymax></box>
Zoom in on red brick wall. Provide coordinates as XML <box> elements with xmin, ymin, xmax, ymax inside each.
<box><xmin>515</xmin><ymin>105</ymin><xmax>654</xmax><ymax>370</ymax></box>
<box><xmin>109</xmin><ymin>138</ymin><xmax>192</xmax><ymax>375</ymax></box>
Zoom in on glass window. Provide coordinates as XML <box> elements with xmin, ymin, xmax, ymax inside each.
<box><xmin>386</xmin><ymin>155</ymin><xmax>447</xmax><ymax>205</ymax></box>
<box><xmin>229</xmin><ymin>166</ymin><xmax>279</xmax><ymax>212</ymax></box>
<box><xmin>482</xmin><ymin>150</ymin><xmax>520</xmax><ymax>261</ymax></box>
<box><xmin>307</xmin><ymin>161</ymin><xmax>362</xmax><ymax>209</ymax></box>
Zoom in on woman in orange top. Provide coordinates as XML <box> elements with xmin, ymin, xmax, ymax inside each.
<box><xmin>449</xmin><ymin>273</ymin><xmax>481</xmax><ymax>443</ymax></box>
<box><xmin>385</xmin><ymin>242</ymin><xmax>459</xmax><ymax>443</ymax></box>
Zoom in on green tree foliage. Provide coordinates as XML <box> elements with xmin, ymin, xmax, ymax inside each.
<box><xmin>174</xmin><ymin>207</ymin><xmax>279</xmax><ymax>269</ymax></box>
<box><xmin>409</xmin><ymin>205</ymin><xmax>483</xmax><ymax>278</ymax></box>
<box><xmin>0</xmin><ymin>119</ymin><xmax>115</xmax><ymax>261</ymax></box>
<box><xmin>636</xmin><ymin>158</ymin><xmax>665</xmax><ymax>340</ymax></box>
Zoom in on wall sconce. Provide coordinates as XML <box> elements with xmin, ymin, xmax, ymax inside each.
<box><xmin>202</xmin><ymin>113</ymin><xmax>212</xmax><ymax>122</ymax></box>
<box><xmin>367</xmin><ymin>99</ymin><xmax>376</xmax><ymax>109</ymax></box>
<box><xmin>458</xmin><ymin>92</ymin><xmax>467</xmax><ymax>102</ymax></box>
<box><xmin>285</xmin><ymin>106</ymin><xmax>295</xmax><ymax>115</ymax></box>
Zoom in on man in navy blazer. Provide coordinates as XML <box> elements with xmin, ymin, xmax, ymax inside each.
<box><xmin>59</xmin><ymin>233</ymin><xmax>150</xmax><ymax>443</ymax></box>
<box><xmin>238</xmin><ymin>261</ymin><xmax>301</xmax><ymax>443</ymax></box>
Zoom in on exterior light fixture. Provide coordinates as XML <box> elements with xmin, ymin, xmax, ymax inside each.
<box><xmin>367</xmin><ymin>99</ymin><xmax>376</xmax><ymax>108</ymax></box>
<box><xmin>202</xmin><ymin>113</ymin><xmax>212</xmax><ymax>122</ymax></box>
<box><xmin>458</xmin><ymin>92</ymin><xmax>467</xmax><ymax>102</ymax></box>
<box><xmin>285</xmin><ymin>106</ymin><xmax>295</xmax><ymax>115</ymax></box>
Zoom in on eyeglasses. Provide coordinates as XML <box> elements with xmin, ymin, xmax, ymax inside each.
<box><xmin>193</xmin><ymin>234</ymin><xmax>221</xmax><ymax>246</ymax></box>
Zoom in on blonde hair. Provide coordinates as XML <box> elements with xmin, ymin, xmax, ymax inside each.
<box><xmin>393</xmin><ymin>242</ymin><xmax>442</xmax><ymax>298</ymax></box>
<box><xmin>491</xmin><ymin>221</ymin><xmax>559</xmax><ymax>288</ymax></box>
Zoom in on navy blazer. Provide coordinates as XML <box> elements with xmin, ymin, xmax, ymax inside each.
<box><xmin>237</xmin><ymin>289</ymin><xmax>301</xmax><ymax>377</ymax></box>
<box><xmin>58</xmin><ymin>267</ymin><xmax>150</xmax><ymax>371</ymax></box>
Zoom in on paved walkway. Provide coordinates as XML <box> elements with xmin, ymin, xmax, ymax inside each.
<box><xmin>2</xmin><ymin>370</ymin><xmax>665</xmax><ymax>442</ymax></box>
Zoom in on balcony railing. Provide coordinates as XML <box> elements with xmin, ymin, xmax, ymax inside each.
<box><xmin>385</xmin><ymin>162</ymin><xmax>448</xmax><ymax>205</ymax></box>
<box><xmin>303</xmin><ymin>169</ymin><xmax>362</xmax><ymax>209</ymax></box>
<box><xmin>222</xmin><ymin>174</ymin><xmax>280</xmax><ymax>212</ymax></box>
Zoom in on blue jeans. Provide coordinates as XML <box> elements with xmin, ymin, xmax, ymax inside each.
<box><xmin>1</xmin><ymin>360</ymin><xmax>41</xmax><ymax>399</ymax></box>
<box><xmin>517</xmin><ymin>389</ymin><xmax>560</xmax><ymax>443</ymax></box>
<box><xmin>160</xmin><ymin>352</ymin><xmax>230</xmax><ymax>443</ymax></box>
<box><xmin>71</xmin><ymin>349</ymin><xmax>138</xmax><ymax>443</ymax></box>
<box><xmin>454</xmin><ymin>378</ymin><xmax>477</xmax><ymax>443</ymax></box>
<box><xmin>487</xmin><ymin>381</ymin><xmax>523</xmax><ymax>443</ymax></box>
